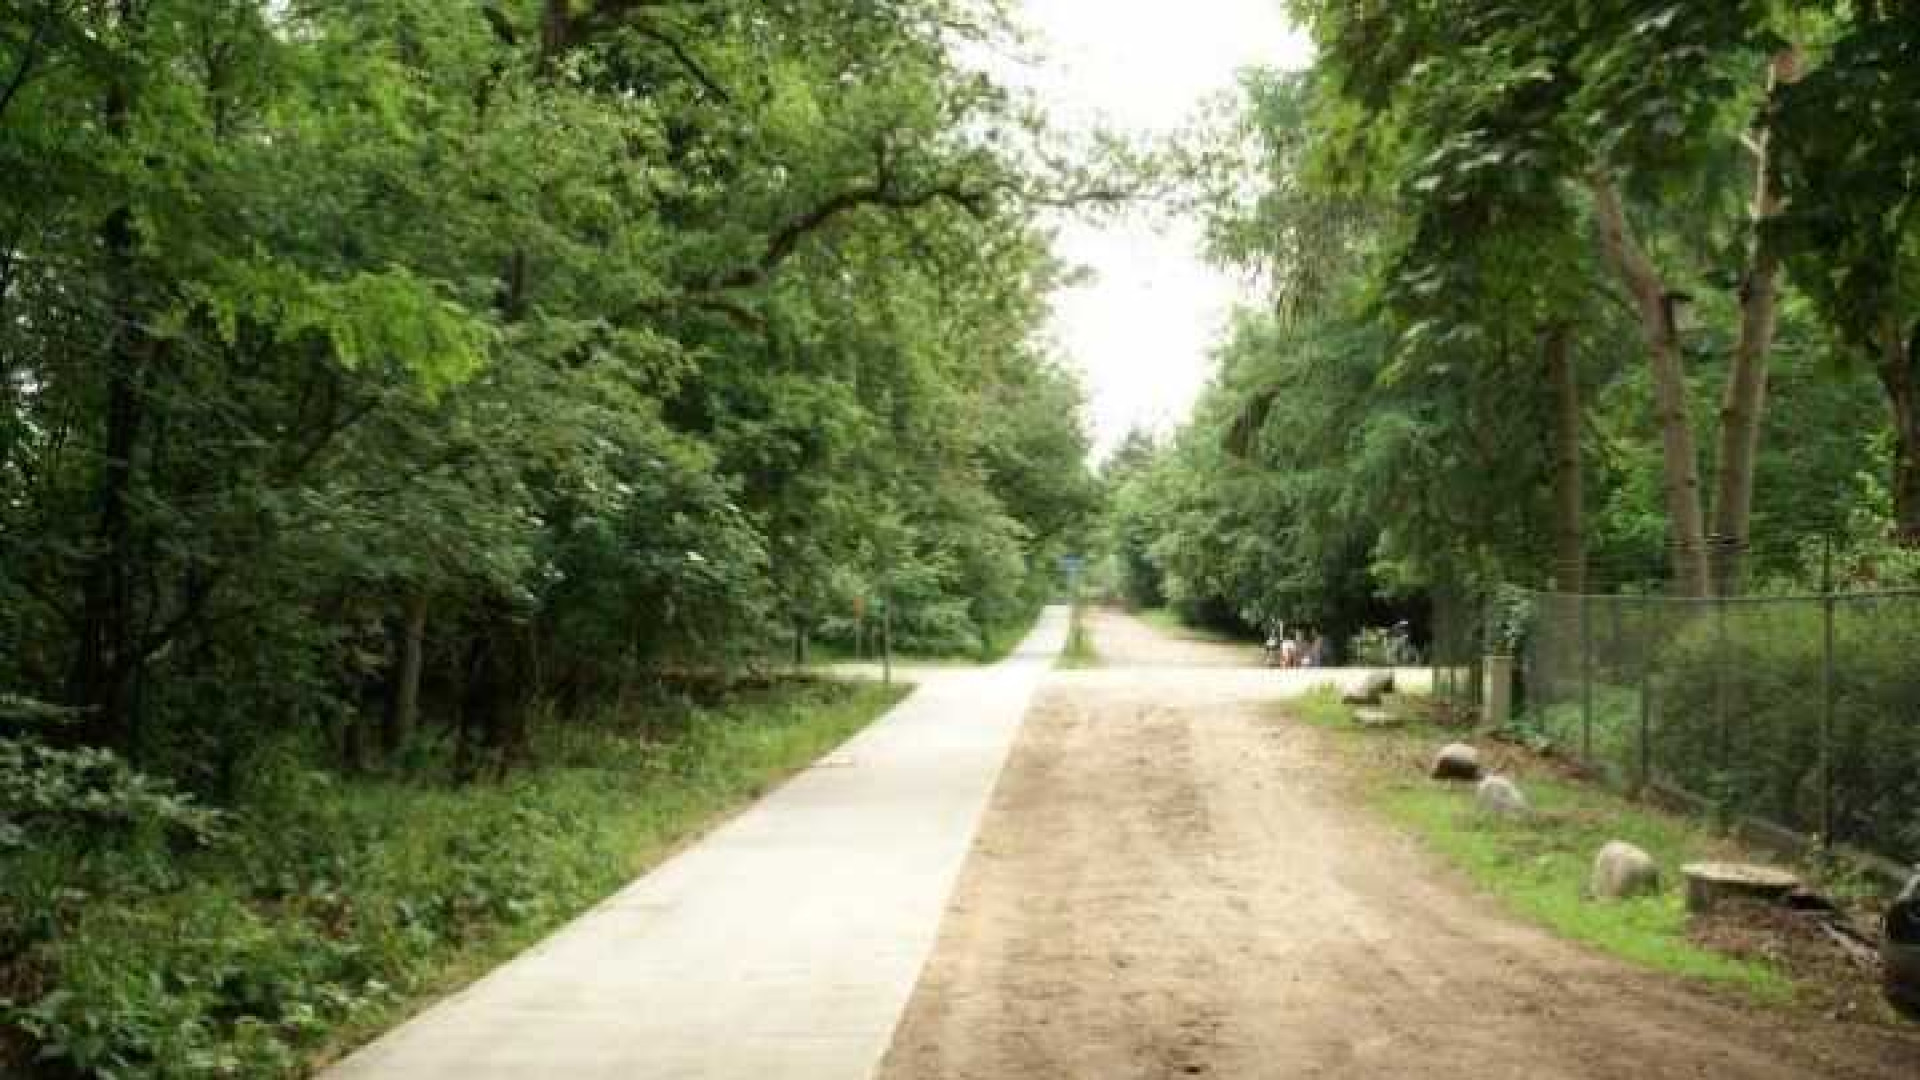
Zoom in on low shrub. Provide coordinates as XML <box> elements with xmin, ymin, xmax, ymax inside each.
<box><xmin>1</xmin><ymin>680</ymin><xmax>903</xmax><ymax>1078</ymax></box>
<box><xmin>1649</xmin><ymin>601</ymin><xmax>1920</xmax><ymax>862</ymax></box>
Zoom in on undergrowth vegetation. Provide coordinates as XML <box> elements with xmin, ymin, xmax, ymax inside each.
<box><xmin>0</xmin><ymin>4</ymin><xmax>1103</xmax><ymax>1073</ymax></box>
<box><xmin>1650</xmin><ymin>604</ymin><xmax>1920</xmax><ymax>862</ymax></box>
<box><xmin>1134</xmin><ymin>608</ymin><xmax>1246</xmax><ymax>645</ymax></box>
<box><xmin>0</xmin><ymin>681</ymin><xmax>903</xmax><ymax>1078</ymax></box>
<box><xmin>1519</xmin><ymin>591</ymin><xmax>1920</xmax><ymax>865</ymax></box>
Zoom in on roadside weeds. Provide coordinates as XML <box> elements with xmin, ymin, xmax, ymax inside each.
<box><xmin>1284</xmin><ymin>686</ymin><xmax>1913</xmax><ymax>1028</ymax></box>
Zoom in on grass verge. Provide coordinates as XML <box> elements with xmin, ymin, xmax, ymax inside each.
<box><xmin>2</xmin><ymin>680</ymin><xmax>907</xmax><ymax>1079</ymax></box>
<box><xmin>1135</xmin><ymin>607</ymin><xmax>1244</xmax><ymax>643</ymax></box>
<box><xmin>1288</xmin><ymin>688</ymin><xmax>1790</xmax><ymax>1000</ymax></box>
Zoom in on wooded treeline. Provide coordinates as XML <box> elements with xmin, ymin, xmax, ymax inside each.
<box><xmin>1106</xmin><ymin>1</ymin><xmax>1920</xmax><ymax>645</ymax></box>
<box><xmin>1</xmin><ymin>0</ymin><xmax>1101</xmax><ymax>785</ymax></box>
<box><xmin>2</xmin><ymin>3</ymin><xmax>1104</xmax><ymax>1071</ymax></box>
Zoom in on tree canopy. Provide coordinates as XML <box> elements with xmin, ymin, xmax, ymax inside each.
<box><xmin>0</xmin><ymin>0</ymin><xmax>1104</xmax><ymax>778</ymax></box>
<box><xmin>1104</xmin><ymin>1</ymin><xmax>1920</xmax><ymax>655</ymax></box>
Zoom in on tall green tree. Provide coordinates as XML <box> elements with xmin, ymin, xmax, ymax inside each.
<box><xmin>0</xmin><ymin>0</ymin><xmax>1106</xmax><ymax>778</ymax></box>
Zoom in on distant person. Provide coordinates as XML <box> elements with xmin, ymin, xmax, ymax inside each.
<box><xmin>1279</xmin><ymin>635</ymin><xmax>1300</xmax><ymax>668</ymax></box>
<box><xmin>1308</xmin><ymin>632</ymin><xmax>1328</xmax><ymax>667</ymax></box>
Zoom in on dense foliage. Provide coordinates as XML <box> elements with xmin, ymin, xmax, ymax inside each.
<box><xmin>1</xmin><ymin>1</ymin><xmax>1102</xmax><ymax>1072</ymax></box>
<box><xmin>1</xmin><ymin>679</ymin><xmax>902</xmax><ymax>1076</ymax></box>
<box><xmin>1103</xmin><ymin>2</ymin><xmax>1920</xmax><ymax>657</ymax></box>
<box><xmin>0</xmin><ymin>0</ymin><xmax>1105</xmax><ymax>771</ymax></box>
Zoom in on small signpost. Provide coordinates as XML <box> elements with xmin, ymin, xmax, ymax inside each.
<box><xmin>1059</xmin><ymin>554</ymin><xmax>1085</xmax><ymax>600</ymax></box>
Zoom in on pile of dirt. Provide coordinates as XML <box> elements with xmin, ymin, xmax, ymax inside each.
<box><xmin>1688</xmin><ymin>899</ymin><xmax>1898</xmax><ymax>1027</ymax></box>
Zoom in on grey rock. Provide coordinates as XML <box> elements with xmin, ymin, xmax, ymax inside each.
<box><xmin>1429</xmin><ymin>743</ymin><xmax>1482</xmax><ymax>782</ymax></box>
<box><xmin>1342</xmin><ymin>671</ymin><xmax>1394</xmax><ymax>705</ymax></box>
<box><xmin>1475</xmin><ymin>775</ymin><xmax>1528</xmax><ymax>816</ymax></box>
<box><xmin>1590</xmin><ymin>841</ymin><xmax>1661</xmax><ymax>900</ymax></box>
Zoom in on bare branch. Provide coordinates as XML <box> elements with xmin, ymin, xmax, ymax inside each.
<box><xmin>0</xmin><ymin>2</ymin><xmax>56</xmax><ymax>125</ymax></box>
<box><xmin>627</xmin><ymin>23</ymin><xmax>732</xmax><ymax>102</ymax></box>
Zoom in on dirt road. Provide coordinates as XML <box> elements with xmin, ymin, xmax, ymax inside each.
<box><xmin>879</xmin><ymin>609</ymin><xmax>1920</xmax><ymax>1079</ymax></box>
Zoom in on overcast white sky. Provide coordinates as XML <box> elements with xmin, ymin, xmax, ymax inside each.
<box><xmin>991</xmin><ymin>1</ymin><xmax>1314</xmax><ymax>460</ymax></box>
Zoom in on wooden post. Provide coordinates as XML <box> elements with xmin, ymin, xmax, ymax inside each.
<box><xmin>1638</xmin><ymin>596</ymin><xmax>1654</xmax><ymax>792</ymax></box>
<box><xmin>882</xmin><ymin>590</ymin><xmax>893</xmax><ymax>688</ymax></box>
<box><xmin>1715</xmin><ymin>591</ymin><xmax>1731</xmax><ymax>789</ymax></box>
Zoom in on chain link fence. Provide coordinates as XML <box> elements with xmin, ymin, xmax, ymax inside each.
<box><xmin>1429</xmin><ymin>582</ymin><xmax>1487</xmax><ymax>712</ymax></box>
<box><xmin>1519</xmin><ymin>589</ymin><xmax>1920</xmax><ymax>869</ymax></box>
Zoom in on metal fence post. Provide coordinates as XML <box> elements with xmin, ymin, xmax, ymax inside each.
<box><xmin>1820</xmin><ymin>540</ymin><xmax>1837</xmax><ymax>849</ymax></box>
<box><xmin>1714</xmin><ymin>592</ymin><xmax>1730</xmax><ymax>788</ymax></box>
<box><xmin>1580</xmin><ymin>591</ymin><xmax>1594</xmax><ymax>763</ymax></box>
<box><xmin>1430</xmin><ymin>614</ymin><xmax>1442</xmax><ymax>704</ymax></box>
<box><xmin>1638</xmin><ymin>595</ymin><xmax>1653</xmax><ymax>793</ymax></box>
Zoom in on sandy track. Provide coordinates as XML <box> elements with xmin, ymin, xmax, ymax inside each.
<box><xmin>879</xmin><ymin>611</ymin><xmax>1920</xmax><ymax>1079</ymax></box>
<box><xmin>1088</xmin><ymin>608</ymin><xmax>1262</xmax><ymax>668</ymax></box>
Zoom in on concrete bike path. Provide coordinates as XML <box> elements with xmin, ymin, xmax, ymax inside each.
<box><xmin>325</xmin><ymin>606</ymin><xmax>1070</xmax><ymax>1080</ymax></box>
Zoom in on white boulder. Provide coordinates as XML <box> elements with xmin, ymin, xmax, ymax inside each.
<box><xmin>1590</xmin><ymin>841</ymin><xmax>1661</xmax><ymax>900</ymax></box>
<box><xmin>1475</xmin><ymin>776</ymin><xmax>1528</xmax><ymax>817</ymax></box>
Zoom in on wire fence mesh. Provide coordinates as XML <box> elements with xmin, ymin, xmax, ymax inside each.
<box><xmin>1428</xmin><ymin>581</ymin><xmax>1486</xmax><ymax>711</ymax></box>
<box><xmin>1518</xmin><ymin>589</ymin><xmax>1920</xmax><ymax>869</ymax></box>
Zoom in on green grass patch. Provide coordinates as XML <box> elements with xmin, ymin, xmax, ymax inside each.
<box><xmin>1296</xmin><ymin>704</ymin><xmax>1791</xmax><ymax>1001</ymax></box>
<box><xmin>1135</xmin><ymin>607</ymin><xmax>1186</xmax><ymax>636</ymax></box>
<box><xmin>1376</xmin><ymin>779</ymin><xmax>1788</xmax><ymax>996</ymax></box>
<box><xmin>1136</xmin><ymin>607</ymin><xmax>1245</xmax><ymax>644</ymax></box>
<box><xmin>1290</xmin><ymin>686</ymin><xmax>1357</xmax><ymax>729</ymax></box>
<box><xmin>3</xmin><ymin>680</ymin><xmax>907</xmax><ymax>1079</ymax></box>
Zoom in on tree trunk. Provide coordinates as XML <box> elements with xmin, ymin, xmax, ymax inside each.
<box><xmin>790</xmin><ymin>615</ymin><xmax>809</xmax><ymax>667</ymax></box>
<box><xmin>386</xmin><ymin>594</ymin><xmax>428</xmax><ymax>754</ymax></box>
<box><xmin>457</xmin><ymin>600</ymin><xmax>532</xmax><ymax>779</ymax></box>
<box><xmin>342</xmin><ymin>702</ymin><xmax>373</xmax><ymax>774</ymax></box>
<box><xmin>1710</xmin><ymin>50</ymin><xmax>1800</xmax><ymax>594</ymax></box>
<box><xmin>1881</xmin><ymin>320</ymin><xmax>1920</xmax><ymax>544</ymax></box>
<box><xmin>1590</xmin><ymin>174</ymin><xmax>1712</xmax><ymax>596</ymax></box>
<box><xmin>539</xmin><ymin>0</ymin><xmax>573</xmax><ymax>64</ymax></box>
<box><xmin>66</xmin><ymin>63</ymin><xmax>151</xmax><ymax>750</ymax></box>
<box><xmin>1546</xmin><ymin>323</ymin><xmax>1586</xmax><ymax>594</ymax></box>
<box><xmin>456</xmin><ymin>627</ymin><xmax>497</xmax><ymax>781</ymax></box>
